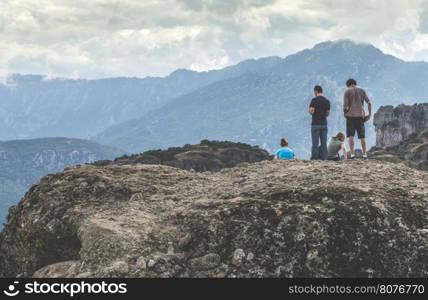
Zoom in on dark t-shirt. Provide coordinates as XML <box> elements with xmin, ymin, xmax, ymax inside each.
<box><xmin>310</xmin><ymin>96</ymin><xmax>330</xmax><ymax>125</ymax></box>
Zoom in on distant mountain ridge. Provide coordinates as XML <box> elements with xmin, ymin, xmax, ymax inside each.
<box><xmin>0</xmin><ymin>56</ymin><xmax>282</xmax><ymax>140</ymax></box>
<box><xmin>2</xmin><ymin>40</ymin><xmax>428</xmax><ymax>156</ymax></box>
<box><xmin>94</xmin><ymin>40</ymin><xmax>428</xmax><ymax>155</ymax></box>
<box><xmin>0</xmin><ymin>138</ymin><xmax>125</xmax><ymax>226</ymax></box>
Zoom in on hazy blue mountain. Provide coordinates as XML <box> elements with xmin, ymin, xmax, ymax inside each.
<box><xmin>94</xmin><ymin>40</ymin><xmax>428</xmax><ymax>155</ymax></box>
<box><xmin>3</xmin><ymin>40</ymin><xmax>428</xmax><ymax>157</ymax></box>
<box><xmin>0</xmin><ymin>58</ymin><xmax>280</xmax><ymax>140</ymax></box>
<box><xmin>0</xmin><ymin>138</ymin><xmax>125</xmax><ymax>226</ymax></box>
<box><xmin>95</xmin><ymin>73</ymin><xmax>343</xmax><ymax>156</ymax></box>
<box><xmin>0</xmin><ymin>178</ymin><xmax>25</xmax><ymax>226</ymax></box>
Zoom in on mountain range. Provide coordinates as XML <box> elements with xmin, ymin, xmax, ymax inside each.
<box><xmin>2</xmin><ymin>40</ymin><xmax>428</xmax><ymax>157</ymax></box>
<box><xmin>94</xmin><ymin>40</ymin><xmax>428</xmax><ymax>155</ymax></box>
<box><xmin>0</xmin><ymin>58</ymin><xmax>278</xmax><ymax>140</ymax></box>
<box><xmin>0</xmin><ymin>138</ymin><xmax>124</xmax><ymax>226</ymax></box>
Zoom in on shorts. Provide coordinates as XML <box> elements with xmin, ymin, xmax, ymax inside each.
<box><xmin>346</xmin><ymin>117</ymin><xmax>365</xmax><ymax>139</ymax></box>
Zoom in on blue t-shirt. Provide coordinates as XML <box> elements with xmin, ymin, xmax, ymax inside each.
<box><xmin>276</xmin><ymin>147</ymin><xmax>294</xmax><ymax>160</ymax></box>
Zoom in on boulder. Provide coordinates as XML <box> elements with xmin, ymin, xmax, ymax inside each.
<box><xmin>1</xmin><ymin>159</ymin><xmax>427</xmax><ymax>278</ymax></box>
<box><xmin>374</xmin><ymin>103</ymin><xmax>428</xmax><ymax>148</ymax></box>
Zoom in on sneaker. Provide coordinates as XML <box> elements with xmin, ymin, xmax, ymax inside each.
<box><xmin>349</xmin><ymin>154</ymin><xmax>355</xmax><ymax>159</ymax></box>
<box><xmin>363</xmin><ymin>155</ymin><xmax>368</xmax><ymax>160</ymax></box>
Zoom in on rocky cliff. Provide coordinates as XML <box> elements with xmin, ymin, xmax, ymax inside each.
<box><xmin>374</xmin><ymin>103</ymin><xmax>428</xmax><ymax>148</ymax></box>
<box><xmin>371</xmin><ymin>104</ymin><xmax>428</xmax><ymax>171</ymax></box>
<box><xmin>370</xmin><ymin>129</ymin><xmax>428</xmax><ymax>171</ymax></box>
<box><xmin>1</xmin><ymin>158</ymin><xmax>427</xmax><ymax>278</ymax></box>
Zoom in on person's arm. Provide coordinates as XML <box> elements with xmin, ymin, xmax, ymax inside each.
<box><xmin>362</xmin><ymin>90</ymin><xmax>372</xmax><ymax>122</ymax></box>
<box><xmin>309</xmin><ymin>99</ymin><xmax>315</xmax><ymax>115</ymax></box>
<box><xmin>343</xmin><ymin>92</ymin><xmax>349</xmax><ymax>115</ymax></box>
<box><xmin>365</xmin><ymin>100</ymin><xmax>372</xmax><ymax>122</ymax></box>
<box><xmin>341</xmin><ymin>143</ymin><xmax>348</xmax><ymax>160</ymax></box>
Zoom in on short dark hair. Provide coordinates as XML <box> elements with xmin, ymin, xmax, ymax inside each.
<box><xmin>280</xmin><ymin>138</ymin><xmax>288</xmax><ymax>147</ymax></box>
<box><xmin>314</xmin><ymin>85</ymin><xmax>323</xmax><ymax>93</ymax></box>
<box><xmin>346</xmin><ymin>78</ymin><xmax>357</xmax><ymax>87</ymax></box>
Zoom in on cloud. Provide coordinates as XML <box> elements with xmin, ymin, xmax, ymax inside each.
<box><xmin>1</xmin><ymin>0</ymin><xmax>428</xmax><ymax>79</ymax></box>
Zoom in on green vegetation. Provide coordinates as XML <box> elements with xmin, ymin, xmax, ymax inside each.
<box><xmin>0</xmin><ymin>178</ymin><xmax>26</xmax><ymax>226</ymax></box>
<box><xmin>114</xmin><ymin>140</ymin><xmax>264</xmax><ymax>163</ymax></box>
<box><xmin>199</xmin><ymin>139</ymin><xmax>261</xmax><ymax>150</ymax></box>
<box><xmin>420</xmin><ymin>129</ymin><xmax>428</xmax><ymax>138</ymax></box>
<box><xmin>0</xmin><ymin>137</ymin><xmax>124</xmax><ymax>186</ymax></box>
<box><xmin>0</xmin><ymin>137</ymin><xmax>125</xmax><ymax>227</ymax></box>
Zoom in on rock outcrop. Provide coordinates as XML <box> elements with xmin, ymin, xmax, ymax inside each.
<box><xmin>370</xmin><ymin>129</ymin><xmax>428</xmax><ymax>171</ymax></box>
<box><xmin>93</xmin><ymin>140</ymin><xmax>272</xmax><ymax>172</ymax></box>
<box><xmin>374</xmin><ymin>103</ymin><xmax>428</xmax><ymax>148</ymax></box>
<box><xmin>1</xmin><ymin>159</ymin><xmax>427</xmax><ymax>278</ymax></box>
<box><xmin>371</xmin><ymin>104</ymin><xmax>428</xmax><ymax>171</ymax></box>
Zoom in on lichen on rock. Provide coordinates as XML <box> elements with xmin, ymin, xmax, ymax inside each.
<box><xmin>0</xmin><ymin>159</ymin><xmax>427</xmax><ymax>278</ymax></box>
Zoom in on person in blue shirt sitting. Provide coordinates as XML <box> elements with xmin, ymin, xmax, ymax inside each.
<box><xmin>275</xmin><ymin>138</ymin><xmax>295</xmax><ymax>160</ymax></box>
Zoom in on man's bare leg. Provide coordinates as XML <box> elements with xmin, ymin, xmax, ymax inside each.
<box><xmin>361</xmin><ymin>138</ymin><xmax>367</xmax><ymax>155</ymax></box>
<box><xmin>349</xmin><ymin>136</ymin><xmax>355</xmax><ymax>156</ymax></box>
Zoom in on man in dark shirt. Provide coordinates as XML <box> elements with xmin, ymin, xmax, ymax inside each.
<box><xmin>309</xmin><ymin>85</ymin><xmax>330</xmax><ymax>160</ymax></box>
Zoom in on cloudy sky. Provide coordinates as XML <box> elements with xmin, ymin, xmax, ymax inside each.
<box><xmin>1</xmin><ymin>0</ymin><xmax>428</xmax><ymax>79</ymax></box>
